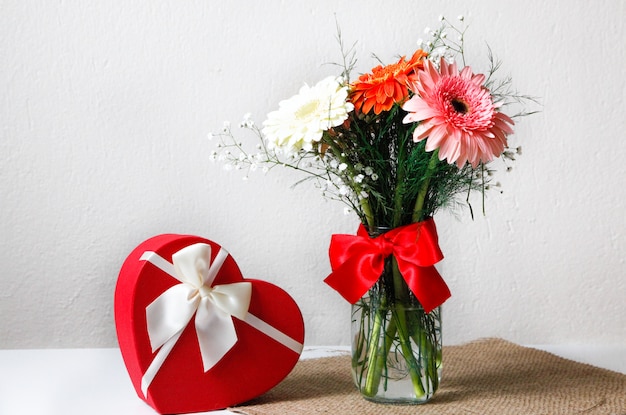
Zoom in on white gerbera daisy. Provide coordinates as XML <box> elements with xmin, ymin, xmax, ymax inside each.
<box><xmin>262</xmin><ymin>76</ymin><xmax>353</xmax><ymax>154</ymax></box>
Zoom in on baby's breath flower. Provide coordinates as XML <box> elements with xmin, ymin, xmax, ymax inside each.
<box><xmin>239</xmin><ymin>112</ymin><xmax>255</xmax><ymax>128</ymax></box>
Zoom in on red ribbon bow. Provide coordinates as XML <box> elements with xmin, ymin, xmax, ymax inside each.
<box><xmin>324</xmin><ymin>218</ymin><xmax>450</xmax><ymax>314</ymax></box>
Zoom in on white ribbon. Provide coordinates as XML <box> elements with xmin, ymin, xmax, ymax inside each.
<box><xmin>138</xmin><ymin>243</ymin><xmax>303</xmax><ymax>398</ymax></box>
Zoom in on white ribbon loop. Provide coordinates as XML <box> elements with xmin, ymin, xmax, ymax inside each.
<box><xmin>145</xmin><ymin>284</ymin><xmax>200</xmax><ymax>352</ymax></box>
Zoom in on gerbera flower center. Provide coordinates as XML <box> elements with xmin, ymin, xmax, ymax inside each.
<box><xmin>294</xmin><ymin>99</ymin><xmax>322</xmax><ymax>120</ymax></box>
<box><xmin>450</xmin><ymin>98</ymin><xmax>469</xmax><ymax>114</ymax></box>
<box><xmin>372</xmin><ymin>64</ymin><xmax>402</xmax><ymax>81</ymax></box>
<box><xmin>436</xmin><ymin>77</ymin><xmax>495</xmax><ymax>131</ymax></box>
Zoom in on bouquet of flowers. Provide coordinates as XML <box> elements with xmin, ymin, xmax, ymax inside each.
<box><xmin>211</xmin><ymin>16</ymin><xmax>534</xmax><ymax>404</ymax></box>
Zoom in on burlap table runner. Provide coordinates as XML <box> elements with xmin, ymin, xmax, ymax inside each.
<box><xmin>231</xmin><ymin>338</ymin><xmax>626</xmax><ymax>415</ymax></box>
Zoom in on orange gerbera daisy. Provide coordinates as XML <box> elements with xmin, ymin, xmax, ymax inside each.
<box><xmin>350</xmin><ymin>49</ymin><xmax>428</xmax><ymax>115</ymax></box>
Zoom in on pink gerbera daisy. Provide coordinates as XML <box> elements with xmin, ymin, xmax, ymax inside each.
<box><xmin>402</xmin><ymin>58</ymin><xmax>515</xmax><ymax>168</ymax></box>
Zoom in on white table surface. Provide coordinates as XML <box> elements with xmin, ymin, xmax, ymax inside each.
<box><xmin>0</xmin><ymin>345</ymin><xmax>624</xmax><ymax>415</ymax></box>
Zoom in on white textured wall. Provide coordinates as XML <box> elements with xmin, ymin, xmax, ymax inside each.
<box><xmin>1</xmin><ymin>0</ymin><xmax>625</xmax><ymax>349</ymax></box>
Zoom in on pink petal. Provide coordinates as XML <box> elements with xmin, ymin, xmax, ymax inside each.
<box><xmin>403</xmin><ymin>112</ymin><xmax>421</xmax><ymax>124</ymax></box>
<box><xmin>402</xmin><ymin>98</ymin><xmax>440</xmax><ymax>119</ymax></box>
<box><xmin>460</xmin><ymin>66</ymin><xmax>473</xmax><ymax>80</ymax></box>
<box><xmin>439</xmin><ymin>137</ymin><xmax>461</xmax><ymax>165</ymax></box>
<box><xmin>440</xmin><ymin>58</ymin><xmax>457</xmax><ymax>78</ymax></box>
<box><xmin>413</xmin><ymin>122</ymin><xmax>434</xmax><ymax>141</ymax></box>
<box><xmin>464</xmin><ymin>133</ymin><xmax>478</xmax><ymax>165</ymax></box>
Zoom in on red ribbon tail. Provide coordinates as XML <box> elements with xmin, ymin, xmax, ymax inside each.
<box><xmin>420</xmin><ymin>276</ymin><xmax>450</xmax><ymax>314</ymax></box>
<box><xmin>401</xmin><ymin>264</ymin><xmax>451</xmax><ymax>314</ymax></box>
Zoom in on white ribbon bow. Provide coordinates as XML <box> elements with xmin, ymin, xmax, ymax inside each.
<box><xmin>139</xmin><ymin>243</ymin><xmax>252</xmax><ymax>397</ymax></box>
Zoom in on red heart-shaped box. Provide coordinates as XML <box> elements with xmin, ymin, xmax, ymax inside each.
<box><xmin>114</xmin><ymin>234</ymin><xmax>305</xmax><ymax>414</ymax></box>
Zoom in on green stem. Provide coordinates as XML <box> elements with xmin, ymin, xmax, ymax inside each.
<box><xmin>392</xmin><ymin>130</ymin><xmax>409</xmax><ymax>228</ymax></box>
<box><xmin>391</xmin><ymin>258</ymin><xmax>426</xmax><ymax>397</ymax></box>
<box><xmin>394</xmin><ymin>304</ymin><xmax>426</xmax><ymax>397</ymax></box>
<box><xmin>412</xmin><ymin>149</ymin><xmax>440</xmax><ymax>222</ymax></box>
<box><xmin>362</xmin><ymin>299</ymin><xmax>384</xmax><ymax>395</ymax></box>
<box><xmin>410</xmin><ymin>309</ymin><xmax>440</xmax><ymax>395</ymax></box>
<box><xmin>360</xmin><ymin>198</ymin><xmax>375</xmax><ymax>230</ymax></box>
<box><xmin>362</xmin><ymin>303</ymin><xmax>396</xmax><ymax>396</ymax></box>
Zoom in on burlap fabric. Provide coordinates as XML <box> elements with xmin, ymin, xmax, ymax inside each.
<box><xmin>231</xmin><ymin>338</ymin><xmax>626</xmax><ymax>415</ymax></box>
